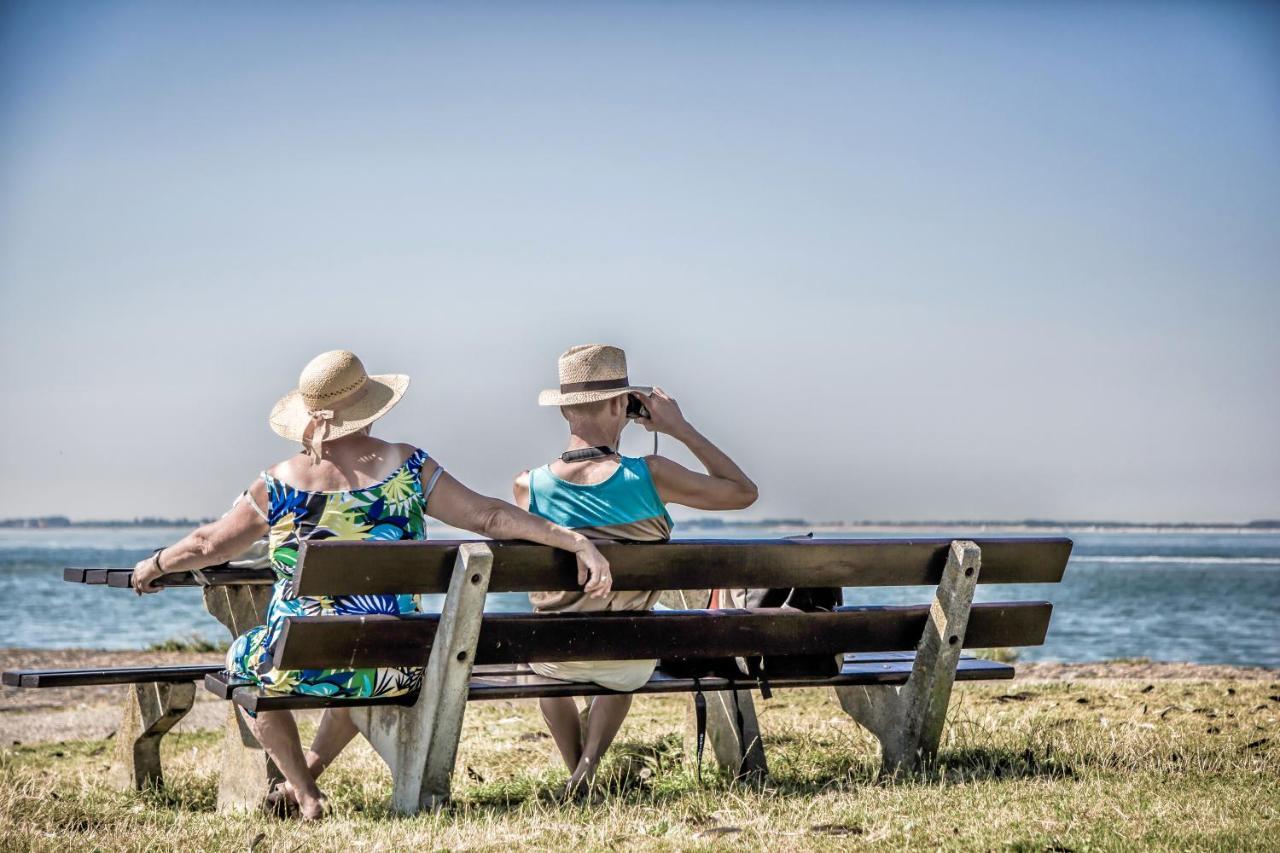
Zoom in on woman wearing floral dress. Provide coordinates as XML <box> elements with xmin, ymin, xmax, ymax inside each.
<box><xmin>131</xmin><ymin>350</ymin><xmax>613</xmax><ymax>820</ymax></box>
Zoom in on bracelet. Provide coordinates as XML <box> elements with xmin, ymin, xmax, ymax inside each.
<box><xmin>151</xmin><ymin>547</ymin><xmax>166</xmax><ymax>574</ymax></box>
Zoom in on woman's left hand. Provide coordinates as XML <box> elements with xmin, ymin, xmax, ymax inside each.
<box><xmin>131</xmin><ymin>555</ymin><xmax>164</xmax><ymax>595</ymax></box>
<box><xmin>575</xmin><ymin>538</ymin><xmax>613</xmax><ymax>599</ymax></box>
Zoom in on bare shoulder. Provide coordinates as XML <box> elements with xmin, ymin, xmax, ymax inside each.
<box><xmin>266</xmin><ymin>453</ymin><xmax>306</xmax><ymax>482</ymax></box>
<box><xmin>372</xmin><ymin>440</ymin><xmax>417</xmax><ymax>468</ymax></box>
<box><xmin>512</xmin><ymin>470</ymin><xmax>531</xmax><ymax>506</ymax></box>
<box><xmin>643</xmin><ymin>454</ymin><xmax>679</xmax><ymax>476</ymax></box>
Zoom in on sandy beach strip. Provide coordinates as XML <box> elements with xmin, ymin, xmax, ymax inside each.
<box><xmin>2</xmin><ymin>647</ymin><xmax>1276</xmax><ymax>746</ymax></box>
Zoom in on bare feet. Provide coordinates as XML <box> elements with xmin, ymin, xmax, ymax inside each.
<box><xmin>297</xmin><ymin>791</ymin><xmax>330</xmax><ymax>821</ymax></box>
<box><xmin>266</xmin><ymin>780</ymin><xmax>329</xmax><ymax>822</ymax></box>
<box><xmin>261</xmin><ymin>782</ymin><xmax>300</xmax><ymax>819</ymax></box>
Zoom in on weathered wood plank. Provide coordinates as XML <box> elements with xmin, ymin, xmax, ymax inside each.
<box><xmin>107</xmin><ymin>568</ymin><xmax>275</xmax><ymax>588</ymax></box>
<box><xmin>228</xmin><ymin>657</ymin><xmax>1014</xmax><ymax>712</ymax></box>
<box><xmin>3</xmin><ymin>664</ymin><xmax>223</xmax><ymax>688</ymax></box>
<box><xmin>292</xmin><ymin>537</ymin><xmax>1071</xmax><ymax>596</ymax></box>
<box><xmin>273</xmin><ymin>602</ymin><xmax>1051</xmax><ymax>670</ymax></box>
<box><xmin>62</xmin><ymin>565</ymin><xmax>275</xmax><ymax>588</ymax></box>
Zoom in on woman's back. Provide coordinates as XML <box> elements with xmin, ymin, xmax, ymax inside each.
<box><xmin>266</xmin><ymin>435</ymin><xmax>418</xmax><ymax>494</ymax></box>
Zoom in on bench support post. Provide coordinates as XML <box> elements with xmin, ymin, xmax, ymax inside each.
<box><xmin>835</xmin><ymin>539</ymin><xmax>981</xmax><ymax>777</ymax></box>
<box><xmin>202</xmin><ymin>584</ymin><xmax>281</xmax><ymax>812</ymax></box>
<box><xmin>353</xmin><ymin>542</ymin><xmax>493</xmax><ymax>814</ymax></box>
<box><xmin>695</xmin><ymin>688</ymin><xmax>768</xmax><ymax>782</ymax></box>
<box><xmin>108</xmin><ymin>681</ymin><xmax>197</xmax><ymax>791</ymax></box>
<box><xmin>662</xmin><ymin>589</ymin><xmax>768</xmax><ymax>783</ymax></box>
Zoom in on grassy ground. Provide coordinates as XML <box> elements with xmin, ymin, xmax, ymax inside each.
<box><xmin>1</xmin><ymin>679</ymin><xmax>1277</xmax><ymax>851</ymax></box>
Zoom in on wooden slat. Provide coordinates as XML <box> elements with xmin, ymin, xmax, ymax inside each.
<box><xmin>293</xmin><ymin>537</ymin><xmax>1072</xmax><ymax>596</ymax></box>
<box><xmin>102</xmin><ymin>568</ymin><xmax>276</xmax><ymax>589</ymax></box>
<box><xmin>273</xmin><ymin>602</ymin><xmax>1052</xmax><ymax>670</ymax></box>
<box><xmin>230</xmin><ymin>656</ymin><xmax>1014</xmax><ymax>712</ymax></box>
<box><xmin>62</xmin><ymin>565</ymin><xmax>275</xmax><ymax>588</ymax></box>
<box><xmin>203</xmin><ymin>671</ymin><xmax>257</xmax><ymax>700</ymax></box>
<box><xmin>2</xmin><ymin>664</ymin><xmax>224</xmax><ymax>688</ymax></box>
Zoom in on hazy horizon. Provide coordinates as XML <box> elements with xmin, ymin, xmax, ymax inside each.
<box><xmin>2</xmin><ymin>1</ymin><xmax>1278</xmax><ymax>523</ymax></box>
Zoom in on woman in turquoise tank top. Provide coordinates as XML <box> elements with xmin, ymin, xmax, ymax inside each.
<box><xmin>518</xmin><ymin>344</ymin><xmax>759</xmax><ymax>795</ymax></box>
<box><xmin>130</xmin><ymin>350</ymin><xmax>611</xmax><ymax>820</ymax></box>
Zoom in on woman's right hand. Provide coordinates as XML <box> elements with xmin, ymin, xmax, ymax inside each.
<box><xmin>575</xmin><ymin>537</ymin><xmax>613</xmax><ymax>599</ymax></box>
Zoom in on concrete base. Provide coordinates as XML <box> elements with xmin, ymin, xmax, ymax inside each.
<box><xmin>203</xmin><ymin>583</ymin><xmax>278</xmax><ymax>812</ymax></box>
<box><xmin>835</xmin><ymin>540</ymin><xmax>981</xmax><ymax>776</ymax></box>
<box><xmin>353</xmin><ymin>543</ymin><xmax>494</xmax><ymax>814</ymax></box>
<box><xmin>108</xmin><ymin>681</ymin><xmax>196</xmax><ymax>791</ymax></box>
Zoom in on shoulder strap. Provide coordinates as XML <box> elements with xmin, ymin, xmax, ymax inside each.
<box><xmin>423</xmin><ymin>464</ymin><xmax>445</xmax><ymax>506</ymax></box>
<box><xmin>237</xmin><ymin>488</ymin><xmax>269</xmax><ymax>523</ymax></box>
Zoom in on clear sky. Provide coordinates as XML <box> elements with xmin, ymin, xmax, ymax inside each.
<box><xmin>1</xmin><ymin>1</ymin><xmax>1277</xmax><ymax>523</ymax></box>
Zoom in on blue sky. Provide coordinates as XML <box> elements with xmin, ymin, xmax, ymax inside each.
<box><xmin>1</xmin><ymin>1</ymin><xmax>1277</xmax><ymax>522</ymax></box>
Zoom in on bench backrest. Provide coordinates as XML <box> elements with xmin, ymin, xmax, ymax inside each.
<box><xmin>291</xmin><ymin>537</ymin><xmax>1071</xmax><ymax>595</ymax></box>
<box><xmin>271</xmin><ymin>538</ymin><xmax>1070</xmax><ymax>672</ymax></box>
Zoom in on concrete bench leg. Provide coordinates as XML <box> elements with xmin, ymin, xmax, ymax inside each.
<box><xmin>835</xmin><ymin>539</ymin><xmax>981</xmax><ymax>777</ymax></box>
<box><xmin>108</xmin><ymin>681</ymin><xmax>196</xmax><ymax>791</ymax></box>
<box><xmin>688</xmin><ymin>688</ymin><xmax>768</xmax><ymax>782</ymax></box>
<box><xmin>660</xmin><ymin>589</ymin><xmax>769</xmax><ymax>783</ymax></box>
<box><xmin>203</xmin><ymin>584</ymin><xmax>281</xmax><ymax>812</ymax></box>
<box><xmin>353</xmin><ymin>542</ymin><xmax>493</xmax><ymax>814</ymax></box>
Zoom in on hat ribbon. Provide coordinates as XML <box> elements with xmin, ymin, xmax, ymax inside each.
<box><xmin>301</xmin><ymin>409</ymin><xmax>335</xmax><ymax>465</ymax></box>
<box><xmin>559</xmin><ymin>376</ymin><xmax>630</xmax><ymax>393</ymax></box>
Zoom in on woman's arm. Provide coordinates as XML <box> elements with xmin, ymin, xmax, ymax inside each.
<box><xmin>425</xmin><ymin>461</ymin><xmax>613</xmax><ymax>598</ymax></box>
<box><xmin>638</xmin><ymin>388</ymin><xmax>759</xmax><ymax>510</ymax></box>
<box><xmin>131</xmin><ymin>479</ymin><xmax>270</xmax><ymax>594</ymax></box>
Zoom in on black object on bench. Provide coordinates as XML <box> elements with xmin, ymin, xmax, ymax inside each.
<box><xmin>207</xmin><ymin>536</ymin><xmax>1069</xmax><ymax>814</ymax></box>
<box><xmin>62</xmin><ymin>564</ymin><xmax>276</xmax><ymax>588</ymax></box>
<box><xmin>2</xmin><ymin>664</ymin><xmax>223</xmax><ymax>688</ymax></box>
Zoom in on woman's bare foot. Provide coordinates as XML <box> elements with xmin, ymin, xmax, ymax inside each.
<box><xmin>261</xmin><ymin>782</ymin><xmax>300</xmax><ymax>819</ymax></box>
<box><xmin>296</xmin><ymin>790</ymin><xmax>330</xmax><ymax>822</ymax></box>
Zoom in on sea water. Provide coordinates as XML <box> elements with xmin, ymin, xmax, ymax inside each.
<box><xmin>1</xmin><ymin>526</ymin><xmax>1277</xmax><ymax>665</ymax></box>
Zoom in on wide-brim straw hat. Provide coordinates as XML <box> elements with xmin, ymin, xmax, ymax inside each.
<box><xmin>537</xmin><ymin>344</ymin><xmax>651</xmax><ymax>407</ymax></box>
<box><xmin>270</xmin><ymin>350</ymin><xmax>409</xmax><ymax>461</ymax></box>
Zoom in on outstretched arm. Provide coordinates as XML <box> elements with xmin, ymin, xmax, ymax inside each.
<box><xmin>131</xmin><ymin>479</ymin><xmax>270</xmax><ymax>594</ymax></box>
<box><xmin>424</xmin><ymin>461</ymin><xmax>613</xmax><ymax>598</ymax></box>
<box><xmin>638</xmin><ymin>388</ymin><xmax>758</xmax><ymax>511</ymax></box>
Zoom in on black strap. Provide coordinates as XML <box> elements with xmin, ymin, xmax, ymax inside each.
<box><xmin>756</xmin><ymin>666</ymin><xmax>773</xmax><ymax>701</ymax></box>
<box><xmin>559</xmin><ymin>446</ymin><xmax>617</xmax><ymax>463</ymax></box>
<box><xmin>693</xmin><ymin>680</ymin><xmax>707</xmax><ymax>784</ymax></box>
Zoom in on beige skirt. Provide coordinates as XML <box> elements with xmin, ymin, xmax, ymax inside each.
<box><xmin>529</xmin><ymin>658</ymin><xmax>657</xmax><ymax>693</ymax></box>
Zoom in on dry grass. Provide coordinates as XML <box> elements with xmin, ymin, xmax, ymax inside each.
<box><xmin>1</xmin><ymin>679</ymin><xmax>1278</xmax><ymax>851</ymax></box>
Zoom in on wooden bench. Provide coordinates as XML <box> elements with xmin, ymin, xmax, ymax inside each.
<box><xmin>2</xmin><ymin>558</ymin><xmax>278</xmax><ymax>798</ymax></box>
<box><xmin>205</xmin><ymin>536</ymin><xmax>1070</xmax><ymax>814</ymax></box>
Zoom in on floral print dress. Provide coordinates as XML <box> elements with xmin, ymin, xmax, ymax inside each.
<box><xmin>226</xmin><ymin>448</ymin><xmax>438</xmax><ymax>703</ymax></box>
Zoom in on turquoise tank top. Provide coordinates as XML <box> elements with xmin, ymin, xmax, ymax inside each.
<box><xmin>526</xmin><ymin>455</ymin><xmax>673</xmax><ymax>612</ymax></box>
<box><xmin>528</xmin><ymin>456</ymin><xmax>674</xmax><ymax>541</ymax></box>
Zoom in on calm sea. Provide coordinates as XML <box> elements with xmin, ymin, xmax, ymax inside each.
<box><xmin>1</xmin><ymin>526</ymin><xmax>1277</xmax><ymax>666</ymax></box>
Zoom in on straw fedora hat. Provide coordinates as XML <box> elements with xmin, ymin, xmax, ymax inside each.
<box><xmin>538</xmin><ymin>344</ymin><xmax>651</xmax><ymax>407</ymax></box>
<box><xmin>270</xmin><ymin>350</ymin><xmax>409</xmax><ymax>462</ymax></box>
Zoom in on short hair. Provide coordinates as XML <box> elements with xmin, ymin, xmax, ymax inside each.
<box><xmin>559</xmin><ymin>398</ymin><xmax>614</xmax><ymax>421</ymax></box>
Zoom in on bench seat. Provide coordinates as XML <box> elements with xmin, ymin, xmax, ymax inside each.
<box><xmin>205</xmin><ymin>653</ymin><xmax>1014</xmax><ymax>713</ymax></box>
<box><xmin>2</xmin><ymin>663</ymin><xmax>225</xmax><ymax>688</ymax></box>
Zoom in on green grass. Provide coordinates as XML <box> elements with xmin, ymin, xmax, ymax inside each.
<box><xmin>144</xmin><ymin>634</ymin><xmax>229</xmax><ymax>654</ymax></box>
<box><xmin>972</xmin><ymin>646</ymin><xmax>1019</xmax><ymax>663</ymax></box>
<box><xmin>2</xmin><ymin>680</ymin><xmax>1278</xmax><ymax>850</ymax></box>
